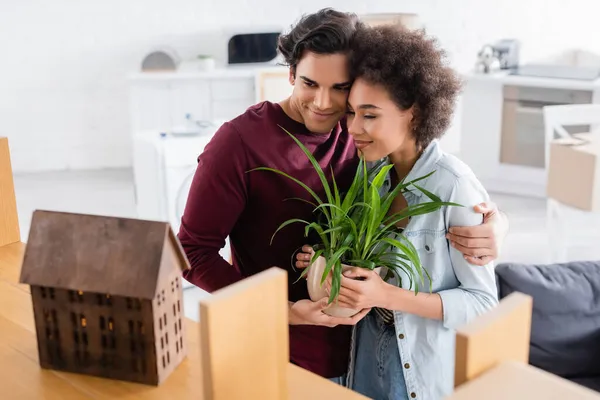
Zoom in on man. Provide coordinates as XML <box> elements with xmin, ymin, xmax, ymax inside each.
<box><xmin>177</xmin><ymin>8</ymin><xmax>508</xmax><ymax>381</ymax></box>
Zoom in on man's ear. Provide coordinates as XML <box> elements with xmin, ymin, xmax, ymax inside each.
<box><xmin>288</xmin><ymin>66</ymin><xmax>296</xmax><ymax>85</ymax></box>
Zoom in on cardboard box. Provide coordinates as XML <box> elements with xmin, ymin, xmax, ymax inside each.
<box><xmin>547</xmin><ymin>133</ymin><xmax>600</xmax><ymax>211</ymax></box>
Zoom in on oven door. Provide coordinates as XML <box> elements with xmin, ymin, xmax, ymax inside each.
<box><xmin>500</xmin><ymin>86</ymin><xmax>592</xmax><ymax>169</ymax></box>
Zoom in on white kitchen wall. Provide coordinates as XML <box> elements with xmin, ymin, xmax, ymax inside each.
<box><xmin>2</xmin><ymin>0</ymin><xmax>600</xmax><ymax>172</ymax></box>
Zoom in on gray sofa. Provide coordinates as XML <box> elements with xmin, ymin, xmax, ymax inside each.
<box><xmin>495</xmin><ymin>260</ymin><xmax>600</xmax><ymax>391</ymax></box>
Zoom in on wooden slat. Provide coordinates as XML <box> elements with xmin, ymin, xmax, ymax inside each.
<box><xmin>0</xmin><ymin>137</ymin><xmax>20</xmax><ymax>247</ymax></box>
<box><xmin>454</xmin><ymin>292</ymin><xmax>533</xmax><ymax>387</ymax></box>
<box><xmin>287</xmin><ymin>364</ymin><xmax>369</xmax><ymax>399</ymax></box>
<box><xmin>448</xmin><ymin>361</ymin><xmax>600</xmax><ymax>400</ymax></box>
<box><xmin>0</xmin><ymin>241</ymin><xmax>27</xmax><ymax>291</ymax></box>
<box><xmin>199</xmin><ymin>268</ymin><xmax>289</xmax><ymax>400</ymax></box>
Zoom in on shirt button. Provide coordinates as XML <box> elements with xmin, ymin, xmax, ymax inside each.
<box><xmin>398</xmin><ymin>333</ymin><xmax>405</xmax><ymax>339</ymax></box>
<box><xmin>404</xmin><ymin>363</ymin><xmax>410</xmax><ymax>369</ymax></box>
<box><xmin>411</xmin><ymin>393</ymin><xmax>417</xmax><ymax>398</ymax></box>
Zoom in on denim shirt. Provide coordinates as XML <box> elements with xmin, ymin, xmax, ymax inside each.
<box><xmin>346</xmin><ymin>140</ymin><xmax>499</xmax><ymax>400</ymax></box>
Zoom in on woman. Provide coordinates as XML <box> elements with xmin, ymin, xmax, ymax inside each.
<box><xmin>296</xmin><ymin>25</ymin><xmax>499</xmax><ymax>399</ymax></box>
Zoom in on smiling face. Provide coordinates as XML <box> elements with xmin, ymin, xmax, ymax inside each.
<box><xmin>287</xmin><ymin>51</ymin><xmax>352</xmax><ymax>134</ymax></box>
<box><xmin>346</xmin><ymin>78</ymin><xmax>416</xmax><ymax>162</ymax></box>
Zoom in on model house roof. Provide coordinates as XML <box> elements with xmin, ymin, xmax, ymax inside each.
<box><xmin>19</xmin><ymin>210</ymin><xmax>190</xmax><ymax>299</ymax></box>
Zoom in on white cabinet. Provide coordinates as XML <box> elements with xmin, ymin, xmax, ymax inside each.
<box><xmin>129</xmin><ymin>81</ymin><xmax>172</xmax><ymax>132</ymax></box>
<box><xmin>129</xmin><ymin>69</ymin><xmax>262</xmax><ymax>135</ymax></box>
<box><xmin>129</xmin><ymin>67</ymin><xmax>292</xmax><ymax>135</ymax></box>
<box><xmin>168</xmin><ymin>81</ymin><xmax>212</xmax><ymax>128</ymax></box>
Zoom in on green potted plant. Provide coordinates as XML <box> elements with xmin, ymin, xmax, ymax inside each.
<box><xmin>250</xmin><ymin>126</ymin><xmax>461</xmax><ymax>317</ymax></box>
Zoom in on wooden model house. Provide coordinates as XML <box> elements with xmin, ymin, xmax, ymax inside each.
<box><xmin>19</xmin><ymin>210</ymin><xmax>191</xmax><ymax>385</ymax></box>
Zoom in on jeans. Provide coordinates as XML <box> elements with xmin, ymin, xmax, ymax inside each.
<box><xmin>329</xmin><ymin>374</ymin><xmax>347</xmax><ymax>386</ymax></box>
<box><xmin>351</xmin><ymin>312</ymin><xmax>408</xmax><ymax>400</ymax></box>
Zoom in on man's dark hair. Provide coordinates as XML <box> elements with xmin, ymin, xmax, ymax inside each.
<box><xmin>350</xmin><ymin>25</ymin><xmax>462</xmax><ymax>149</ymax></box>
<box><xmin>277</xmin><ymin>8</ymin><xmax>363</xmax><ymax>75</ymax></box>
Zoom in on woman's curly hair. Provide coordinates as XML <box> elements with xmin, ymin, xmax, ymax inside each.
<box><xmin>350</xmin><ymin>25</ymin><xmax>462</xmax><ymax>149</ymax></box>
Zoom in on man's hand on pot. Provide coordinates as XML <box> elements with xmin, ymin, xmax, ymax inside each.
<box><xmin>288</xmin><ymin>298</ymin><xmax>370</xmax><ymax>327</ymax></box>
<box><xmin>294</xmin><ymin>245</ymin><xmax>314</xmax><ymax>269</ymax></box>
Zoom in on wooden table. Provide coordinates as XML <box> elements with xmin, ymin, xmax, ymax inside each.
<box><xmin>0</xmin><ymin>242</ymin><xmax>366</xmax><ymax>399</ymax></box>
<box><xmin>448</xmin><ymin>360</ymin><xmax>600</xmax><ymax>400</ymax></box>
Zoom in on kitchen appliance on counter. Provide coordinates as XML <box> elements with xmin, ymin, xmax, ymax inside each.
<box><xmin>493</xmin><ymin>39</ymin><xmax>520</xmax><ymax>70</ymax></box>
<box><xmin>228</xmin><ymin>32</ymin><xmax>280</xmax><ymax>64</ymax></box>
<box><xmin>476</xmin><ymin>39</ymin><xmax>520</xmax><ymax>73</ymax></box>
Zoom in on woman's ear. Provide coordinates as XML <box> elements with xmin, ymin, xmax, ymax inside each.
<box><xmin>289</xmin><ymin>66</ymin><xmax>296</xmax><ymax>85</ymax></box>
<box><xmin>407</xmin><ymin>105</ymin><xmax>418</xmax><ymax>133</ymax></box>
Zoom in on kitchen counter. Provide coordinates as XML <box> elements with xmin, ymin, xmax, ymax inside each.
<box><xmin>465</xmin><ymin>70</ymin><xmax>600</xmax><ymax>90</ymax></box>
<box><xmin>129</xmin><ymin>65</ymin><xmax>287</xmax><ymax>81</ymax></box>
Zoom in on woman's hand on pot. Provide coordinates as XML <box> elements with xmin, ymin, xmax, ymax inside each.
<box><xmin>295</xmin><ymin>245</ymin><xmax>314</xmax><ymax>269</ymax></box>
<box><xmin>327</xmin><ymin>267</ymin><xmax>389</xmax><ymax>310</ymax></box>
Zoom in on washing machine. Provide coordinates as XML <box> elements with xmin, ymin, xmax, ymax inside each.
<box><xmin>133</xmin><ymin>129</ymin><xmax>231</xmax><ymax>287</ymax></box>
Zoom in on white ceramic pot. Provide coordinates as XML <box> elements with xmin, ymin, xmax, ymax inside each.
<box><xmin>306</xmin><ymin>255</ymin><xmax>379</xmax><ymax>318</ymax></box>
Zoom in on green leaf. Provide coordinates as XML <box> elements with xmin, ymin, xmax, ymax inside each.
<box><xmin>377</xmin><ymin>202</ymin><xmax>460</xmax><ymax>241</ymax></box>
<box><xmin>378</xmin><ymin>170</ymin><xmax>438</xmax><ymax>218</ymax></box>
<box><xmin>341</xmin><ymin>158</ymin><xmax>364</xmax><ymax>212</ymax></box>
<box><xmin>249</xmin><ymin>167</ymin><xmax>324</xmax><ymax>207</ymax></box>
<box><xmin>277</xmin><ymin>125</ymin><xmax>335</xmax><ymax>208</ymax></box>
<box><xmin>330</xmin><ymin>166</ymin><xmax>341</xmax><ymax>209</ymax></box>
<box><xmin>270</xmin><ymin>218</ymin><xmax>310</xmax><ymax>245</ymax></box>
<box><xmin>371</xmin><ymin>164</ymin><xmax>394</xmax><ymax>191</ymax></box>
<box><xmin>283</xmin><ymin>197</ymin><xmax>318</xmax><ymax>209</ymax></box>
<box><xmin>380</xmin><ymin>237</ymin><xmax>425</xmax><ymax>288</ymax></box>
<box><xmin>321</xmin><ymin>246</ymin><xmax>351</xmax><ymax>285</ymax></box>
<box><xmin>348</xmin><ymin>201</ymin><xmax>373</xmax><ymax>214</ymax></box>
<box><xmin>375</xmin><ymin>260</ymin><xmax>411</xmax><ymax>284</ymax></box>
<box><xmin>293</xmin><ymin>248</ymin><xmax>324</xmax><ymax>284</ymax></box>
<box><xmin>411</xmin><ymin>184</ymin><xmax>442</xmax><ymax>203</ymax></box>
<box><xmin>321</xmin><ymin>226</ymin><xmax>345</xmax><ymax>236</ymax></box>
<box><xmin>402</xmin><ymin>169</ymin><xmax>437</xmax><ymax>186</ymax></box>
<box><xmin>313</xmin><ymin>203</ymin><xmax>347</xmax><ymax>219</ymax></box>
<box><xmin>363</xmin><ymin>184</ymin><xmax>381</xmax><ymax>257</ymax></box>
<box><xmin>304</xmin><ymin>222</ymin><xmax>330</xmax><ymax>250</ymax></box>
<box><xmin>362</xmin><ymin>155</ymin><xmax>368</xmax><ymax>205</ymax></box>
<box><xmin>344</xmin><ymin>259</ymin><xmax>377</xmax><ymax>270</ymax></box>
<box><xmin>328</xmin><ymin>259</ymin><xmax>343</xmax><ymax>304</ymax></box>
